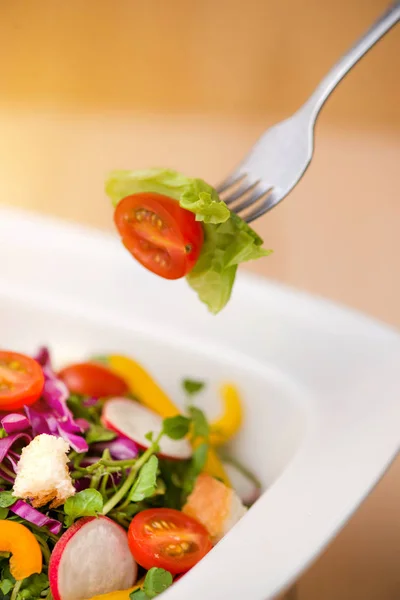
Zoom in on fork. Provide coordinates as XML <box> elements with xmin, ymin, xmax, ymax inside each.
<box><xmin>217</xmin><ymin>2</ymin><xmax>400</xmax><ymax>223</ymax></box>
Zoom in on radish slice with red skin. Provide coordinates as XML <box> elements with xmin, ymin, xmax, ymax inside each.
<box><xmin>102</xmin><ymin>398</ymin><xmax>192</xmax><ymax>461</ymax></box>
<box><xmin>222</xmin><ymin>460</ymin><xmax>261</xmax><ymax>506</ymax></box>
<box><xmin>49</xmin><ymin>516</ymin><xmax>138</xmax><ymax>600</ymax></box>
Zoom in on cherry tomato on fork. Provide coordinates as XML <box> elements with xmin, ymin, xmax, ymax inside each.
<box><xmin>0</xmin><ymin>351</ymin><xmax>45</xmax><ymax>410</ymax></box>
<box><xmin>58</xmin><ymin>362</ymin><xmax>128</xmax><ymax>398</ymax></box>
<box><xmin>128</xmin><ymin>508</ymin><xmax>212</xmax><ymax>574</ymax></box>
<box><xmin>114</xmin><ymin>193</ymin><xmax>204</xmax><ymax>280</ymax></box>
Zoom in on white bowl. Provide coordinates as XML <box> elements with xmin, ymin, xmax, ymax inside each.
<box><xmin>0</xmin><ymin>205</ymin><xmax>399</xmax><ymax>600</ymax></box>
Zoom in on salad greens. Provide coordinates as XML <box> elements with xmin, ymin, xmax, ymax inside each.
<box><xmin>0</xmin><ymin>565</ymin><xmax>50</xmax><ymax>600</ymax></box>
<box><xmin>0</xmin><ymin>492</ymin><xmax>16</xmax><ymax>509</ymax></box>
<box><xmin>106</xmin><ymin>168</ymin><xmax>272</xmax><ymax>314</ymax></box>
<box><xmin>128</xmin><ymin>455</ymin><xmax>159</xmax><ymax>502</ymax></box>
<box><xmin>130</xmin><ymin>567</ymin><xmax>173</xmax><ymax>599</ymax></box>
<box><xmin>161</xmin><ymin>416</ymin><xmax>190</xmax><ymax>441</ymax></box>
<box><xmin>63</xmin><ymin>489</ymin><xmax>104</xmax><ymax>527</ymax></box>
<box><xmin>181</xmin><ymin>379</ymin><xmax>205</xmax><ymax>397</ymax></box>
<box><xmin>0</xmin><ymin>347</ymin><xmax>259</xmax><ymax>599</ymax></box>
<box><xmin>0</xmin><ymin>349</ymin><xmax>203</xmax><ymax>599</ymax></box>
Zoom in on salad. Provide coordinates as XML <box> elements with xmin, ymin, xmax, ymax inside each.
<box><xmin>0</xmin><ymin>349</ymin><xmax>261</xmax><ymax>600</ymax></box>
<box><xmin>106</xmin><ymin>168</ymin><xmax>272</xmax><ymax>314</ymax></box>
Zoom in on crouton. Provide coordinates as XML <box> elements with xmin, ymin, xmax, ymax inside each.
<box><xmin>13</xmin><ymin>434</ymin><xmax>75</xmax><ymax>508</ymax></box>
<box><xmin>182</xmin><ymin>473</ymin><xmax>247</xmax><ymax>544</ymax></box>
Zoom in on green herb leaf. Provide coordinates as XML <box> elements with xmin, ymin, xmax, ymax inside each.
<box><xmin>0</xmin><ymin>578</ymin><xmax>13</xmax><ymax>595</ymax></box>
<box><xmin>188</xmin><ymin>406</ymin><xmax>209</xmax><ymax>439</ymax></box>
<box><xmin>192</xmin><ymin>442</ymin><xmax>209</xmax><ymax>472</ymax></box>
<box><xmin>20</xmin><ymin>572</ymin><xmax>50</xmax><ymax>598</ymax></box>
<box><xmin>0</xmin><ymin>562</ymin><xmax>15</xmax><ymax>596</ymax></box>
<box><xmin>0</xmin><ymin>508</ymin><xmax>9</xmax><ymax>520</ymax></box>
<box><xmin>182</xmin><ymin>379</ymin><xmax>205</xmax><ymax>397</ymax></box>
<box><xmin>0</xmin><ymin>491</ymin><xmax>16</xmax><ymax>508</ymax></box>
<box><xmin>145</xmin><ymin>431</ymin><xmax>154</xmax><ymax>443</ymax></box>
<box><xmin>86</xmin><ymin>424</ymin><xmax>116</xmax><ymax>445</ymax></box>
<box><xmin>162</xmin><ymin>415</ymin><xmax>190</xmax><ymax>440</ymax></box>
<box><xmin>143</xmin><ymin>567</ymin><xmax>173</xmax><ymax>598</ymax></box>
<box><xmin>63</xmin><ymin>489</ymin><xmax>103</xmax><ymax>527</ymax></box>
<box><xmin>129</xmin><ymin>590</ymin><xmax>148</xmax><ymax>600</ymax></box>
<box><xmin>183</xmin><ymin>442</ymin><xmax>209</xmax><ymax>495</ymax></box>
<box><xmin>130</xmin><ymin>456</ymin><xmax>158</xmax><ymax>502</ymax></box>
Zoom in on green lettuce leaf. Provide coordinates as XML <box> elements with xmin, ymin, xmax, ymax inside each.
<box><xmin>106</xmin><ymin>168</ymin><xmax>229</xmax><ymax>224</ymax></box>
<box><xmin>106</xmin><ymin>168</ymin><xmax>271</xmax><ymax>313</ymax></box>
<box><xmin>187</xmin><ymin>212</ymin><xmax>271</xmax><ymax>313</ymax></box>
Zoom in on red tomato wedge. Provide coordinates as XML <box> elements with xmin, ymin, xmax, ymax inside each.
<box><xmin>114</xmin><ymin>193</ymin><xmax>204</xmax><ymax>280</ymax></box>
<box><xmin>0</xmin><ymin>351</ymin><xmax>44</xmax><ymax>411</ymax></box>
<box><xmin>128</xmin><ymin>508</ymin><xmax>212</xmax><ymax>574</ymax></box>
<box><xmin>58</xmin><ymin>363</ymin><xmax>129</xmax><ymax>398</ymax></box>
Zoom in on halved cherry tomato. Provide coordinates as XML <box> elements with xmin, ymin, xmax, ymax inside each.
<box><xmin>58</xmin><ymin>363</ymin><xmax>129</xmax><ymax>398</ymax></box>
<box><xmin>0</xmin><ymin>351</ymin><xmax>44</xmax><ymax>411</ymax></box>
<box><xmin>114</xmin><ymin>193</ymin><xmax>204</xmax><ymax>280</ymax></box>
<box><xmin>128</xmin><ymin>508</ymin><xmax>212</xmax><ymax>574</ymax></box>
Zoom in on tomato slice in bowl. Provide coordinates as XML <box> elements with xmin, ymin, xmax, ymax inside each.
<box><xmin>58</xmin><ymin>362</ymin><xmax>129</xmax><ymax>398</ymax></box>
<box><xmin>114</xmin><ymin>193</ymin><xmax>204</xmax><ymax>280</ymax></box>
<box><xmin>128</xmin><ymin>508</ymin><xmax>212</xmax><ymax>574</ymax></box>
<box><xmin>0</xmin><ymin>351</ymin><xmax>45</xmax><ymax>410</ymax></box>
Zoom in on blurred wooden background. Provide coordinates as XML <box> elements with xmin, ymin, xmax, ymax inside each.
<box><xmin>1</xmin><ymin>0</ymin><xmax>399</xmax><ymax>128</ymax></box>
<box><xmin>0</xmin><ymin>1</ymin><xmax>399</xmax><ymax>599</ymax></box>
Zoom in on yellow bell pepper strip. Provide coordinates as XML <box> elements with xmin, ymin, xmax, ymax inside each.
<box><xmin>0</xmin><ymin>521</ymin><xmax>42</xmax><ymax>580</ymax></box>
<box><xmin>107</xmin><ymin>355</ymin><xmax>230</xmax><ymax>486</ymax></box>
<box><xmin>108</xmin><ymin>355</ymin><xmax>178</xmax><ymax>417</ymax></box>
<box><xmin>209</xmin><ymin>384</ymin><xmax>243</xmax><ymax>447</ymax></box>
<box><xmin>87</xmin><ymin>577</ymin><xmax>145</xmax><ymax>600</ymax></box>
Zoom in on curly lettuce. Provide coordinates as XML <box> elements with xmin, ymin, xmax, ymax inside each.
<box><xmin>106</xmin><ymin>168</ymin><xmax>271</xmax><ymax>313</ymax></box>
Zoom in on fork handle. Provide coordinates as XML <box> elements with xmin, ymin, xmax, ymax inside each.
<box><xmin>302</xmin><ymin>2</ymin><xmax>400</xmax><ymax>121</ymax></box>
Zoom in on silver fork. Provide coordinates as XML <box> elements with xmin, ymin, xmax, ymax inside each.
<box><xmin>217</xmin><ymin>3</ymin><xmax>400</xmax><ymax>223</ymax></box>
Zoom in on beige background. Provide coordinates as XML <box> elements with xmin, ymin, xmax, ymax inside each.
<box><xmin>0</xmin><ymin>1</ymin><xmax>399</xmax><ymax>599</ymax></box>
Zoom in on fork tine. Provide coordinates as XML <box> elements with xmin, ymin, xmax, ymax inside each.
<box><xmin>233</xmin><ymin>185</ymin><xmax>271</xmax><ymax>214</ymax></box>
<box><xmin>224</xmin><ymin>179</ymin><xmax>260</xmax><ymax>206</ymax></box>
<box><xmin>244</xmin><ymin>190</ymin><xmax>281</xmax><ymax>223</ymax></box>
<box><xmin>215</xmin><ymin>174</ymin><xmax>245</xmax><ymax>194</ymax></box>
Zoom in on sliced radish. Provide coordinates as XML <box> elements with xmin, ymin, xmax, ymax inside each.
<box><xmin>222</xmin><ymin>459</ymin><xmax>261</xmax><ymax>506</ymax></box>
<box><xmin>102</xmin><ymin>398</ymin><xmax>192</xmax><ymax>461</ymax></box>
<box><xmin>49</xmin><ymin>516</ymin><xmax>138</xmax><ymax>600</ymax></box>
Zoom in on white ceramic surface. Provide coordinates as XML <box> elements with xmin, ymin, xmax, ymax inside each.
<box><xmin>0</xmin><ymin>205</ymin><xmax>399</xmax><ymax>600</ymax></box>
